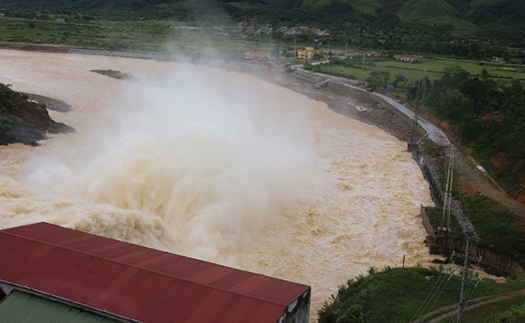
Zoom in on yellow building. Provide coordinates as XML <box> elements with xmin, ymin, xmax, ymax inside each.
<box><xmin>297</xmin><ymin>47</ymin><xmax>319</xmax><ymax>60</ymax></box>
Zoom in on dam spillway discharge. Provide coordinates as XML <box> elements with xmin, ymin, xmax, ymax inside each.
<box><xmin>0</xmin><ymin>50</ymin><xmax>434</xmax><ymax>318</ymax></box>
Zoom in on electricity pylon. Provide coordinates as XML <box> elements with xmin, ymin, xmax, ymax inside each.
<box><xmin>408</xmin><ymin>68</ymin><xmax>426</xmax><ymax>151</ymax></box>
<box><xmin>440</xmin><ymin>148</ymin><xmax>454</xmax><ymax>242</ymax></box>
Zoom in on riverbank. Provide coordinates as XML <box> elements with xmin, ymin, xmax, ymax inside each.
<box><xmin>261</xmin><ymin>68</ymin><xmax>416</xmax><ymax>144</ymax></box>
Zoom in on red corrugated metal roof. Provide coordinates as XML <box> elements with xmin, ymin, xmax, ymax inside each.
<box><xmin>0</xmin><ymin>222</ymin><xmax>310</xmax><ymax>322</ymax></box>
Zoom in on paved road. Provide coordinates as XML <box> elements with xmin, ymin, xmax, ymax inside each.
<box><xmin>372</xmin><ymin>91</ymin><xmax>451</xmax><ymax>146</ymax></box>
<box><xmin>290</xmin><ymin>67</ymin><xmax>451</xmax><ymax>146</ymax></box>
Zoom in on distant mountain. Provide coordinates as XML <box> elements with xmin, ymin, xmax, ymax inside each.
<box><xmin>1</xmin><ymin>0</ymin><xmax>524</xmax><ymax>42</ymax></box>
<box><xmin>463</xmin><ymin>0</ymin><xmax>525</xmax><ymax>41</ymax></box>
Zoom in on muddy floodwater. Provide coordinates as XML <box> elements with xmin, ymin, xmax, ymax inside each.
<box><xmin>0</xmin><ymin>49</ymin><xmax>433</xmax><ymax>320</ymax></box>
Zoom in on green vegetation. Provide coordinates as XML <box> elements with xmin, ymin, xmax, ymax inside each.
<box><xmin>318</xmin><ymin>266</ymin><xmax>525</xmax><ymax>323</ymax></box>
<box><xmin>487</xmin><ymin>300</ymin><xmax>525</xmax><ymax>322</ymax></box>
<box><xmin>0</xmin><ymin>83</ymin><xmax>16</xmax><ymax>134</ymax></box>
<box><xmin>0</xmin><ymin>83</ymin><xmax>15</xmax><ymax>112</ymax></box>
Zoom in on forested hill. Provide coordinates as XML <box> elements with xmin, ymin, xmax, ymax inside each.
<box><xmin>1</xmin><ymin>0</ymin><xmax>524</xmax><ymax>43</ymax></box>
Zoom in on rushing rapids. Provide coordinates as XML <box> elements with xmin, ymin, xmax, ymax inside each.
<box><xmin>0</xmin><ymin>49</ymin><xmax>433</xmax><ymax>319</ymax></box>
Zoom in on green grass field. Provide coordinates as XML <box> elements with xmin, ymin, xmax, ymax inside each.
<box><xmin>308</xmin><ymin>56</ymin><xmax>525</xmax><ymax>85</ymax></box>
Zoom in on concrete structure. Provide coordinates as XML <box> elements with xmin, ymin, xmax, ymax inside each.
<box><xmin>0</xmin><ymin>223</ymin><xmax>311</xmax><ymax>322</ymax></box>
<box><xmin>297</xmin><ymin>47</ymin><xmax>319</xmax><ymax>60</ymax></box>
<box><xmin>420</xmin><ymin>206</ymin><xmax>525</xmax><ymax>279</ymax></box>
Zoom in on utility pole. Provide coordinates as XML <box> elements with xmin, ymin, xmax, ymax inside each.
<box><xmin>450</xmin><ymin>233</ymin><xmax>481</xmax><ymax>323</ymax></box>
<box><xmin>421</xmin><ymin>67</ymin><xmax>427</xmax><ymax>102</ymax></box>
<box><xmin>457</xmin><ymin>237</ymin><xmax>469</xmax><ymax>322</ymax></box>
<box><xmin>361</xmin><ymin>54</ymin><xmax>365</xmax><ymax>83</ymax></box>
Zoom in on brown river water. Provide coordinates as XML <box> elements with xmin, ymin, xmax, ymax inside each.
<box><xmin>0</xmin><ymin>49</ymin><xmax>433</xmax><ymax>320</ymax></box>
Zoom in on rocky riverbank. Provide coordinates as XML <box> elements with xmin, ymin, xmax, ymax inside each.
<box><xmin>0</xmin><ymin>86</ymin><xmax>74</xmax><ymax>146</ymax></box>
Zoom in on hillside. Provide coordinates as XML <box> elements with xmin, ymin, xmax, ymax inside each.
<box><xmin>0</xmin><ymin>0</ymin><xmax>524</xmax><ymax>42</ymax></box>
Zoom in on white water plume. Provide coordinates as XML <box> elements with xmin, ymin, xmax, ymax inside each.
<box><xmin>1</xmin><ymin>51</ymin><xmax>434</xmax><ymax>319</ymax></box>
<box><xmin>22</xmin><ymin>64</ymin><xmax>324</xmax><ymax>261</ymax></box>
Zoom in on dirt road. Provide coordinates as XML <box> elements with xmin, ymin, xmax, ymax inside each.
<box><xmin>422</xmin><ymin>287</ymin><xmax>525</xmax><ymax>322</ymax></box>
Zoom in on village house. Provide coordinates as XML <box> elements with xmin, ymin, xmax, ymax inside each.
<box><xmin>395</xmin><ymin>54</ymin><xmax>415</xmax><ymax>62</ymax></box>
<box><xmin>297</xmin><ymin>47</ymin><xmax>319</xmax><ymax>60</ymax></box>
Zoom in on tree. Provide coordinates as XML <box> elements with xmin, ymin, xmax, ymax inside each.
<box><xmin>436</xmin><ymin>89</ymin><xmax>471</xmax><ymax>122</ymax></box>
<box><xmin>366</xmin><ymin>70</ymin><xmax>390</xmax><ymax>90</ymax></box>
<box><xmin>458</xmin><ymin>77</ymin><xmax>487</xmax><ymax>114</ymax></box>
<box><xmin>433</xmin><ymin>66</ymin><xmax>470</xmax><ymax>94</ymax></box>
<box><xmin>458</xmin><ymin>113</ymin><xmax>482</xmax><ymax>142</ymax></box>
<box><xmin>393</xmin><ymin>74</ymin><xmax>407</xmax><ymax>88</ymax></box>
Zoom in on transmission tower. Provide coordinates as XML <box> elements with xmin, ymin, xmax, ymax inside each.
<box><xmin>408</xmin><ymin>68</ymin><xmax>426</xmax><ymax>151</ymax></box>
<box><xmin>409</xmin><ymin>105</ymin><xmax>420</xmax><ymax>150</ymax></box>
<box><xmin>439</xmin><ymin>148</ymin><xmax>455</xmax><ymax>244</ymax></box>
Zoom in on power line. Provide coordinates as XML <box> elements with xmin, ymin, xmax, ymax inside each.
<box><xmin>449</xmin><ymin>236</ymin><xmax>482</xmax><ymax>322</ymax></box>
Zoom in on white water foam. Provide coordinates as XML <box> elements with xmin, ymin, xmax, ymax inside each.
<box><xmin>0</xmin><ymin>50</ymin><xmax>433</xmax><ymax>319</ymax></box>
